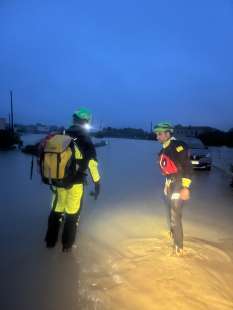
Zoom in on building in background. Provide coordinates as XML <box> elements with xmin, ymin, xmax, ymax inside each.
<box><xmin>35</xmin><ymin>123</ymin><xmax>50</xmax><ymax>133</ymax></box>
<box><xmin>174</xmin><ymin>125</ymin><xmax>215</xmax><ymax>137</ymax></box>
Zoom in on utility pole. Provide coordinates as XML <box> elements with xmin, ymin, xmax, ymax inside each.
<box><xmin>10</xmin><ymin>90</ymin><xmax>14</xmax><ymax>132</ymax></box>
<box><xmin>8</xmin><ymin>113</ymin><xmax>11</xmax><ymax>130</ymax></box>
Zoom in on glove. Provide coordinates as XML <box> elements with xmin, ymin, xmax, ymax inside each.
<box><xmin>90</xmin><ymin>182</ymin><xmax>100</xmax><ymax>200</ymax></box>
<box><xmin>180</xmin><ymin>188</ymin><xmax>190</xmax><ymax>201</ymax></box>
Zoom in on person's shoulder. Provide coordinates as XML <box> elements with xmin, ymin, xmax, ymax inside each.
<box><xmin>173</xmin><ymin>139</ymin><xmax>187</xmax><ymax>146</ymax></box>
<box><xmin>172</xmin><ymin>139</ymin><xmax>188</xmax><ymax>152</ymax></box>
<box><xmin>83</xmin><ymin>134</ymin><xmax>94</xmax><ymax>146</ymax></box>
<box><xmin>66</xmin><ymin>126</ymin><xmax>84</xmax><ymax>139</ymax></box>
<box><xmin>66</xmin><ymin>126</ymin><xmax>94</xmax><ymax>145</ymax></box>
<box><xmin>65</xmin><ymin>126</ymin><xmax>76</xmax><ymax>135</ymax></box>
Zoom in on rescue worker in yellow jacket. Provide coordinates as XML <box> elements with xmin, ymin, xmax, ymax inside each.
<box><xmin>44</xmin><ymin>108</ymin><xmax>100</xmax><ymax>252</ymax></box>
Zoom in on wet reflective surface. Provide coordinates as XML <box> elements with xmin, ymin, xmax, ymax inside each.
<box><xmin>0</xmin><ymin>137</ymin><xmax>233</xmax><ymax>310</ymax></box>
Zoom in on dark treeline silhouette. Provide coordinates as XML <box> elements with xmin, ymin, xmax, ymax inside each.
<box><xmin>94</xmin><ymin>126</ymin><xmax>233</xmax><ymax>147</ymax></box>
<box><xmin>94</xmin><ymin>127</ymin><xmax>154</xmax><ymax>140</ymax></box>
<box><xmin>199</xmin><ymin>128</ymin><xmax>233</xmax><ymax>147</ymax></box>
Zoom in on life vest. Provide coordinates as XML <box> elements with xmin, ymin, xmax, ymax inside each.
<box><xmin>159</xmin><ymin>153</ymin><xmax>178</xmax><ymax>175</ymax></box>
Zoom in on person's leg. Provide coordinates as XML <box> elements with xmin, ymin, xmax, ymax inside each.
<box><xmin>62</xmin><ymin>184</ymin><xmax>84</xmax><ymax>251</ymax></box>
<box><xmin>45</xmin><ymin>188</ymin><xmax>66</xmax><ymax>248</ymax></box>
<box><xmin>164</xmin><ymin>194</ymin><xmax>172</xmax><ymax>232</ymax></box>
<box><xmin>170</xmin><ymin>198</ymin><xmax>184</xmax><ymax>252</ymax></box>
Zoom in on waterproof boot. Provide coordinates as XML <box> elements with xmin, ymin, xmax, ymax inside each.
<box><xmin>45</xmin><ymin>211</ymin><xmax>63</xmax><ymax>248</ymax></box>
<box><xmin>62</xmin><ymin>213</ymin><xmax>79</xmax><ymax>251</ymax></box>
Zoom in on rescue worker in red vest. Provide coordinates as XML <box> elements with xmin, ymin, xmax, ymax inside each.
<box><xmin>153</xmin><ymin>122</ymin><xmax>192</xmax><ymax>256</ymax></box>
<box><xmin>45</xmin><ymin>108</ymin><xmax>101</xmax><ymax>252</ymax></box>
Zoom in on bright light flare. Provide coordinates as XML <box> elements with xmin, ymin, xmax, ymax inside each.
<box><xmin>82</xmin><ymin>123</ymin><xmax>92</xmax><ymax>131</ymax></box>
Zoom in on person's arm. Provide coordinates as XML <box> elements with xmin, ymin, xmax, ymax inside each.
<box><xmin>88</xmin><ymin>159</ymin><xmax>100</xmax><ymax>183</ymax></box>
<box><xmin>85</xmin><ymin>138</ymin><xmax>101</xmax><ymax>200</ymax></box>
<box><xmin>175</xmin><ymin>142</ymin><xmax>192</xmax><ymax>188</ymax></box>
<box><xmin>175</xmin><ymin>142</ymin><xmax>192</xmax><ymax>200</ymax></box>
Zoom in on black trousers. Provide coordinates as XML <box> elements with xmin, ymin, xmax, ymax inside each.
<box><xmin>45</xmin><ymin>210</ymin><xmax>82</xmax><ymax>248</ymax></box>
<box><xmin>45</xmin><ymin>187</ymin><xmax>84</xmax><ymax>249</ymax></box>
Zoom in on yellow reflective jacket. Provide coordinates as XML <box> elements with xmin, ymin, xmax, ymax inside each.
<box><xmin>66</xmin><ymin>125</ymin><xmax>100</xmax><ymax>184</ymax></box>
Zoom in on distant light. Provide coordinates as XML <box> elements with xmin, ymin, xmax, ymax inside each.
<box><xmin>82</xmin><ymin>123</ymin><xmax>92</xmax><ymax>131</ymax></box>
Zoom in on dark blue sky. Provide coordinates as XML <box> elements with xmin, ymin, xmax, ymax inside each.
<box><xmin>0</xmin><ymin>0</ymin><xmax>233</xmax><ymax>130</ymax></box>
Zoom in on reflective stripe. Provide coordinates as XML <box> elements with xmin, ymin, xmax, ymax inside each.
<box><xmin>182</xmin><ymin>178</ymin><xmax>192</xmax><ymax>188</ymax></box>
<box><xmin>176</xmin><ymin>146</ymin><xmax>184</xmax><ymax>152</ymax></box>
<box><xmin>171</xmin><ymin>192</ymin><xmax>180</xmax><ymax>200</ymax></box>
<box><xmin>88</xmin><ymin>159</ymin><xmax>100</xmax><ymax>183</ymax></box>
<box><xmin>74</xmin><ymin>145</ymin><xmax>83</xmax><ymax>159</ymax></box>
<box><xmin>163</xmin><ymin>137</ymin><xmax>176</xmax><ymax>149</ymax></box>
<box><xmin>52</xmin><ymin>184</ymin><xmax>84</xmax><ymax>215</ymax></box>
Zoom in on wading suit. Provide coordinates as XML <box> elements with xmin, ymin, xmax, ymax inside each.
<box><xmin>158</xmin><ymin>137</ymin><xmax>192</xmax><ymax>249</ymax></box>
<box><xmin>45</xmin><ymin>125</ymin><xmax>100</xmax><ymax>249</ymax></box>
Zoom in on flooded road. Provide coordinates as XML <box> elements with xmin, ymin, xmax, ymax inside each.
<box><xmin>0</xmin><ymin>137</ymin><xmax>233</xmax><ymax>310</ymax></box>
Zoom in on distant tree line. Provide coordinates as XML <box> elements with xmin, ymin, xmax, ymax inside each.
<box><xmin>94</xmin><ymin>126</ymin><xmax>233</xmax><ymax>147</ymax></box>
<box><xmin>199</xmin><ymin>128</ymin><xmax>233</xmax><ymax>147</ymax></box>
<box><xmin>94</xmin><ymin>127</ymin><xmax>154</xmax><ymax>140</ymax></box>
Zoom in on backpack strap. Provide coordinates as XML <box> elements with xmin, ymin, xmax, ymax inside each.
<box><xmin>69</xmin><ymin>139</ymin><xmax>77</xmax><ymax>169</ymax></box>
<box><xmin>56</xmin><ymin>153</ymin><xmax>61</xmax><ymax>179</ymax></box>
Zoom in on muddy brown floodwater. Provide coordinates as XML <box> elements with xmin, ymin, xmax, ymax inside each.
<box><xmin>0</xmin><ymin>137</ymin><xmax>233</xmax><ymax>310</ymax></box>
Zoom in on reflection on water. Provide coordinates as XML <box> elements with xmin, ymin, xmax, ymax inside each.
<box><xmin>0</xmin><ymin>136</ymin><xmax>233</xmax><ymax>310</ymax></box>
<box><xmin>21</xmin><ymin>133</ymin><xmax>46</xmax><ymax>145</ymax></box>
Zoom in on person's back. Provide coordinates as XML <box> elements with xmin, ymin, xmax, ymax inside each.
<box><xmin>44</xmin><ymin>108</ymin><xmax>101</xmax><ymax>252</ymax></box>
<box><xmin>66</xmin><ymin>124</ymin><xmax>100</xmax><ymax>185</ymax></box>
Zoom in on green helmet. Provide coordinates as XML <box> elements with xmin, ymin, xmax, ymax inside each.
<box><xmin>153</xmin><ymin>122</ymin><xmax>174</xmax><ymax>133</ymax></box>
<box><xmin>73</xmin><ymin>108</ymin><xmax>92</xmax><ymax>122</ymax></box>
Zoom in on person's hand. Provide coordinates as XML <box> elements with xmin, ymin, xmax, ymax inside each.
<box><xmin>93</xmin><ymin>182</ymin><xmax>100</xmax><ymax>200</ymax></box>
<box><xmin>180</xmin><ymin>188</ymin><xmax>190</xmax><ymax>201</ymax></box>
<box><xmin>164</xmin><ymin>184</ymin><xmax>168</xmax><ymax>196</ymax></box>
<box><xmin>90</xmin><ymin>182</ymin><xmax>100</xmax><ymax>200</ymax></box>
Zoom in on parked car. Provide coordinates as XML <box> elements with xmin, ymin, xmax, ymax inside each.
<box><xmin>230</xmin><ymin>164</ymin><xmax>233</xmax><ymax>188</ymax></box>
<box><xmin>181</xmin><ymin>137</ymin><xmax>212</xmax><ymax>170</ymax></box>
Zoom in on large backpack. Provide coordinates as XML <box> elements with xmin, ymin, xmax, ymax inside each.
<box><xmin>40</xmin><ymin>134</ymin><xmax>81</xmax><ymax>188</ymax></box>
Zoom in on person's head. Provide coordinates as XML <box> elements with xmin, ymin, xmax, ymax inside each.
<box><xmin>72</xmin><ymin>108</ymin><xmax>92</xmax><ymax>130</ymax></box>
<box><xmin>153</xmin><ymin>122</ymin><xmax>174</xmax><ymax>144</ymax></box>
